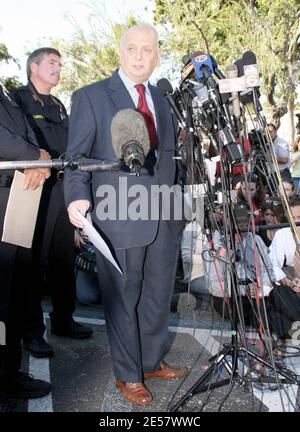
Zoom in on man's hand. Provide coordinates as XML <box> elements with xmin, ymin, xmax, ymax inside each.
<box><xmin>279</xmin><ymin>277</ymin><xmax>292</xmax><ymax>287</ymax></box>
<box><xmin>68</xmin><ymin>200</ymin><xmax>90</xmax><ymax>228</ymax></box>
<box><xmin>74</xmin><ymin>230</ymin><xmax>87</xmax><ymax>249</ymax></box>
<box><xmin>23</xmin><ymin>149</ymin><xmax>51</xmax><ymax>190</ymax></box>
<box><xmin>39</xmin><ymin>149</ymin><xmax>51</xmax><ymax>161</ymax></box>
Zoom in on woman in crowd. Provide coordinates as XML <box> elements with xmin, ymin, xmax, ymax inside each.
<box><xmin>258</xmin><ymin>197</ymin><xmax>286</xmax><ymax>248</ymax></box>
<box><xmin>291</xmin><ymin>135</ymin><xmax>300</xmax><ymax>194</ymax></box>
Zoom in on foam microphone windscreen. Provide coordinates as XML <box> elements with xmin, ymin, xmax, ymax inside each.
<box><xmin>157</xmin><ymin>78</ymin><xmax>173</xmax><ymax>95</ymax></box>
<box><xmin>234</xmin><ymin>59</ymin><xmax>244</xmax><ymax>77</ymax></box>
<box><xmin>242</xmin><ymin>50</ymin><xmax>257</xmax><ymax>66</ymax></box>
<box><xmin>182</xmin><ymin>54</ymin><xmax>191</xmax><ymax>65</ymax></box>
<box><xmin>111</xmin><ymin>109</ymin><xmax>150</xmax><ymax>158</ymax></box>
<box><xmin>225</xmin><ymin>64</ymin><xmax>239</xmax><ymax>79</ymax></box>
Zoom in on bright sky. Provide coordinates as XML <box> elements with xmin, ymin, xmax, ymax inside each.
<box><xmin>0</xmin><ymin>0</ymin><xmax>153</xmax><ymax>83</ymax></box>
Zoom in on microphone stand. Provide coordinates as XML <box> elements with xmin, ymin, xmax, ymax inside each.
<box><xmin>0</xmin><ymin>157</ymin><xmax>121</xmax><ymax>172</ymax></box>
<box><xmin>169</xmin><ymin>160</ymin><xmax>299</xmax><ymax>413</ymax></box>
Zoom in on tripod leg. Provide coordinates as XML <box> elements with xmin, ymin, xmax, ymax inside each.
<box><xmin>239</xmin><ymin>346</ymin><xmax>298</xmax><ymax>384</ymax></box>
<box><xmin>169</xmin><ymin>347</ymin><xmax>233</xmax><ymax>412</ymax></box>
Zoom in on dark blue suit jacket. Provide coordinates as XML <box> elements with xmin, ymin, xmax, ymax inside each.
<box><xmin>64</xmin><ymin>71</ymin><xmax>182</xmax><ymax>249</ymax></box>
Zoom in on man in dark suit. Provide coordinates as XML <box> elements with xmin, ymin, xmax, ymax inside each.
<box><xmin>0</xmin><ymin>86</ymin><xmax>51</xmax><ymax>401</ymax></box>
<box><xmin>64</xmin><ymin>24</ymin><xmax>187</xmax><ymax>406</ymax></box>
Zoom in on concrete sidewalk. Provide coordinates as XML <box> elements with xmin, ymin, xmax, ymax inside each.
<box><xmin>3</xmin><ymin>292</ymin><xmax>300</xmax><ymax>413</ymax></box>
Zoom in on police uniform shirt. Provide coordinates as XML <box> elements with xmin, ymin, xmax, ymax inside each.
<box><xmin>10</xmin><ymin>83</ymin><xmax>68</xmax><ymax>159</ymax></box>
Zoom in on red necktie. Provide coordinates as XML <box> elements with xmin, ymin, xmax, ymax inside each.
<box><xmin>135</xmin><ymin>84</ymin><xmax>157</xmax><ymax>151</ymax></box>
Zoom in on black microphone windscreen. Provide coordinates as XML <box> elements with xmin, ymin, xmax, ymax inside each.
<box><xmin>242</xmin><ymin>50</ymin><xmax>257</xmax><ymax>65</ymax></box>
<box><xmin>157</xmin><ymin>78</ymin><xmax>173</xmax><ymax>96</ymax></box>
<box><xmin>111</xmin><ymin>109</ymin><xmax>150</xmax><ymax>159</ymax></box>
<box><xmin>234</xmin><ymin>59</ymin><xmax>244</xmax><ymax>77</ymax></box>
<box><xmin>182</xmin><ymin>55</ymin><xmax>191</xmax><ymax>65</ymax></box>
<box><xmin>210</xmin><ymin>55</ymin><xmax>218</xmax><ymax>69</ymax></box>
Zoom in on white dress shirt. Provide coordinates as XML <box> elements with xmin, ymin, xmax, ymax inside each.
<box><xmin>269</xmin><ymin>228</ymin><xmax>296</xmax><ymax>281</ymax></box>
<box><xmin>274</xmin><ymin>135</ymin><xmax>291</xmax><ymax>171</ymax></box>
<box><xmin>118</xmin><ymin>68</ymin><xmax>157</xmax><ymax>129</ymax></box>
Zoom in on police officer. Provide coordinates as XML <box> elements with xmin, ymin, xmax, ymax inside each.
<box><xmin>0</xmin><ymin>86</ymin><xmax>51</xmax><ymax>400</ymax></box>
<box><xmin>11</xmin><ymin>48</ymin><xmax>92</xmax><ymax>358</ymax></box>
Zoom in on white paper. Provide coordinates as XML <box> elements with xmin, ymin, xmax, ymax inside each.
<box><xmin>2</xmin><ymin>170</ymin><xmax>42</xmax><ymax>248</ymax></box>
<box><xmin>75</xmin><ymin>209</ymin><xmax>123</xmax><ymax>275</ymax></box>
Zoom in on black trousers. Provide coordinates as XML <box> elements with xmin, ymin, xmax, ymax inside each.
<box><xmin>212</xmin><ymin>295</ymin><xmax>270</xmax><ymax>328</ymax></box>
<box><xmin>95</xmin><ymin>220</ymin><xmax>181</xmax><ymax>382</ymax></box>
<box><xmin>269</xmin><ymin>285</ymin><xmax>300</xmax><ymax>339</ymax></box>
<box><xmin>0</xmin><ymin>186</ymin><xmax>35</xmax><ymax>382</ymax></box>
<box><xmin>23</xmin><ymin>181</ymin><xmax>76</xmax><ymax>341</ymax></box>
<box><xmin>212</xmin><ymin>285</ymin><xmax>300</xmax><ymax>339</ymax></box>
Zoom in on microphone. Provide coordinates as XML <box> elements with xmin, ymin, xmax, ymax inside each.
<box><xmin>234</xmin><ymin>58</ymin><xmax>244</xmax><ymax>77</ymax></box>
<box><xmin>0</xmin><ymin>158</ymin><xmax>121</xmax><ymax>172</ymax></box>
<box><xmin>182</xmin><ymin>54</ymin><xmax>191</xmax><ymax>66</ymax></box>
<box><xmin>156</xmin><ymin>78</ymin><xmax>186</xmax><ymax>128</ymax></box>
<box><xmin>191</xmin><ymin>51</ymin><xmax>214</xmax><ymax>79</ymax></box>
<box><xmin>234</xmin><ymin>57</ymin><xmax>254</xmax><ymax>105</ymax></box>
<box><xmin>111</xmin><ymin>109</ymin><xmax>150</xmax><ymax>176</ymax></box>
<box><xmin>210</xmin><ymin>55</ymin><xmax>225</xmax><ymax>80</ymax></box>
<box><xmin>242</xmin><ymin>51</ymin><xmax>260</xmax><ymax>88</ymax></box>
<box><xmin>191</xmin><ymin>51</ymin><xmax>216</xmax><ymax>88</ymax></box>
<box><xmin>186</xmin><ymin>79</ymin><xmax>209</xmax><ymax>106</ymax></box>
<box><xmin>225</xmin><ymin>64</ymin><xmax>241</xmax><ymax>120</ymax></box>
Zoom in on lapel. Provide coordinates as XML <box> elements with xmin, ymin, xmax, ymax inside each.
<box><xmin>149</xmin><ymin>84</ymin><xmax>166</xmax><ymax>152</ymax></box>
<box><xmin>108</xmin><ymin>70</ymin><xmax>136</xmax><ymax>111</ymax></box>
<box><xmin>108</xmin><ymin>72</ymin><xmax>166</xmax><ymax>153</ymax></box>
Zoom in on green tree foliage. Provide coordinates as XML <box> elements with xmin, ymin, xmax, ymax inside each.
<box><xmin>0</xmin><ymin>42</ymin><xmax>12</xmax><ymax>63</ymax></box>
<box><xmin>154</xmin><ymin>0</ymin><xmax>300</xmax><ymax>136</ymax></box>
<box><xmin>0</xmin><ymin>40</ymin><xmax>21</xmax><ymax>91</ymax></box>
<box><xmin>51</xmin><ymin>13</ymin><xmax>138</xmax><ymax>101</ymax></box>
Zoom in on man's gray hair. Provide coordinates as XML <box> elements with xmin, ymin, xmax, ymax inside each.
<box><xmin>119</xmin><ymin>24</ymin><xmax>159</xmax><ymax>51</ymax></box>
<box><xmin>27</xmin><ymin>47</ymin><xmax>61</xmax><ymax>80</ymax></box>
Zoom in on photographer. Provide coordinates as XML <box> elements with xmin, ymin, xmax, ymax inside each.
<box><xmin>267</xmin><ymin>123</ymin><xmax>291</xmax><ymax>179</ymax></box>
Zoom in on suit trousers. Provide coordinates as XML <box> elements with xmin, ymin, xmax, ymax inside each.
<box><xmin>95</xmin><ymin>219</ymin><xmax>181</xmax><ymax>382</ymax></box>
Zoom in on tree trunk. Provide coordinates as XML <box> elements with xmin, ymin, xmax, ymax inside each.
<box><xmin>286</xmin><ymin>96</ymin><xmax>295</xmax><ymax>148</ymax></box>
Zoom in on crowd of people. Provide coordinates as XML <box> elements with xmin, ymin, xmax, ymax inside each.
<box><xmin>0</xmin><ymin>22</ymin><xmax>300</xmax><ymax>410</ymax></box>
<box><xmin>182</xmin><ymin>168</ymin><xmax>300</xmax><ymax>349</ymax></box>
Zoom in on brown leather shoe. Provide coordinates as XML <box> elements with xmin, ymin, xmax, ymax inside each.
<box><xmin>144</xmin><ymin>361</ymin><xmax>188</xmax><ymax>380</ymax></box>
<box><xmin>115</xmin><ymin>379</ymin><xmax>153</xmax><ymax>405</ymax></box>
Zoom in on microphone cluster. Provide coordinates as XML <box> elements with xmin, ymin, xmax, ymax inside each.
<box><xmin>157</xmin><ymin>50</ymin><xmax>261</xmax><ymax>167</ymax></box>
